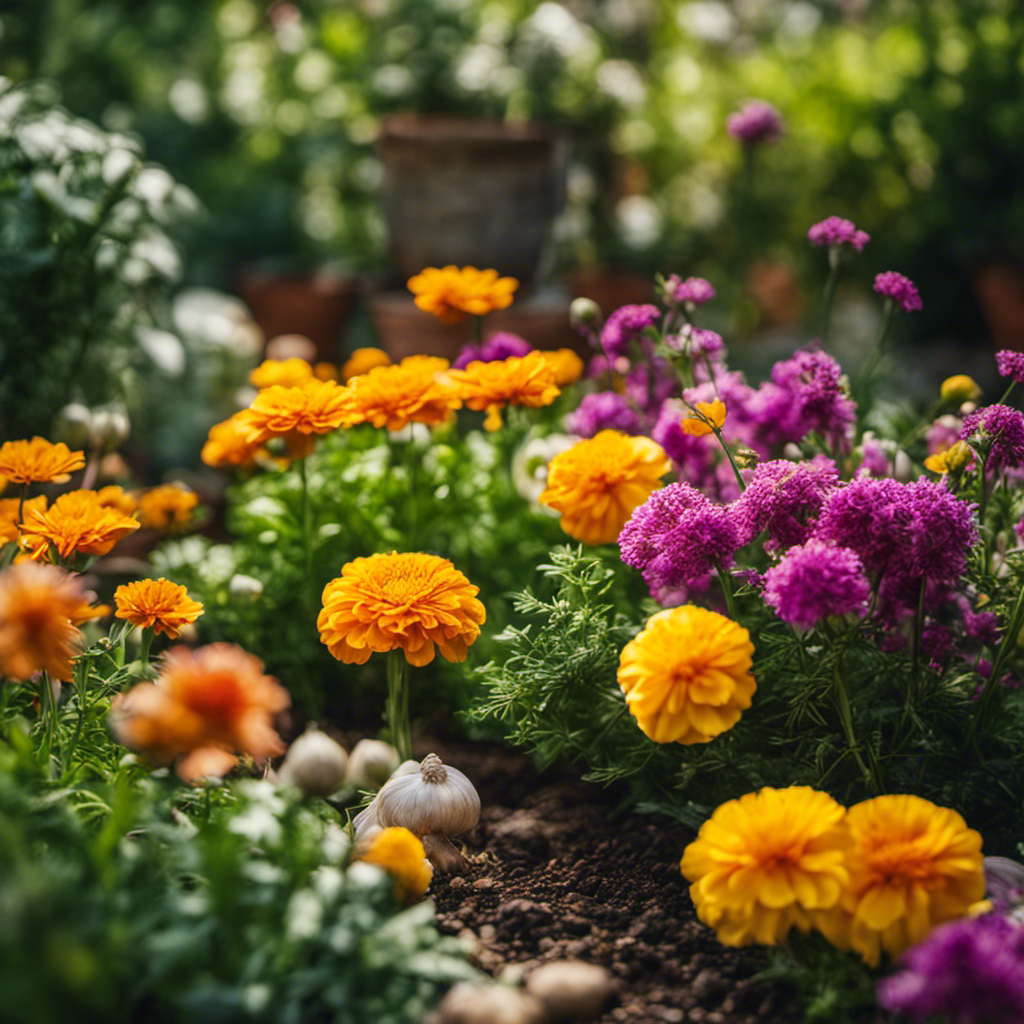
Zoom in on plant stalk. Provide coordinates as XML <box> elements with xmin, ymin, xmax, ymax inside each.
<box><xmin>385</xmin><ymin>649</ymin><xmax>413</xmax><ymax>763</ymax></box>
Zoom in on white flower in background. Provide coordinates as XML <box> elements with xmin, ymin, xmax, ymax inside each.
<box><xmin>513</xmin><ymin>433</ymin><xmax>577</xmax><ymax>507</ymax></box>
<box><xmin>135</xmin><ymin>326</ymin><xmax>186</xmax><ymax>378</ymax></box>
<box><xmin>615</xmin><ymin>195</ymin><xmax>663</xmax><ymax>249</ymax></box>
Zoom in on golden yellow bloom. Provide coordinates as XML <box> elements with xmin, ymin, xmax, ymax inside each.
<box><xmin>201</xmin><ymin>412</ymin><xmax>265</xmax><ymax>468</ymax></box>
<box><xmin>940</xmin><ymin>375</ymin><xmax>981</xmax><ymax>406</ymax></box>
<box><xmin>449</xmin><ymin>351</ymin><xmax>561</xmax><ymax>431</ymax></box>
<box><xmin>136</xmin><ymin>484</ymin><xmax>199</xmax><ymax>533</ymax></box>
<box><xmin>340</xmin><ymin>356</ymin><xmax>462</xmax><ymax>431</ymax></box>
<box><xmin>0</xmin><ymin>562</ymin><xmax>86</xmax><ymax>681</ymax></box>
<box><xmin>0</xmin><ymin>494</ymin><xmax>46</xmax><ymax>546</ymax></box>
<box><xmin>95</xmin><ymin>485</ymin><xmax>137</xmax><ymax>517</ymax></box>
<box><xmin>407</xmin><ymin>265</ymin><xmax>518</xmax><ymax>324</ymax></box>
<box><xmin>680</xmin><ymin>787</ymin><xmax>850</xmax><ymax>947</ymax></box>
<box><xmin>0</xmin><ymin>437</ymin><xmax>85</xmax><ymax>485</ymax></box>
<box><xmin>360</xmin><ymin>826</ymin><xmax>433</xmax><ymax>901</ymax></box>
<box><xmin>342</xmin><ymin>347</ymin><xmax>392</xmax><ymax>381</ymax></box>
<box><xmin>538</xmin><ymin>431</ymin><xmax>671</xmax><ymax>545</ymax></box>
<box><xmin>250</xmin><ymin>357</ymin><xmax>315</xmax><ymax>390</ymax></box>
<box><xmin>313</xmin><ymin>361</ymin><xmax>338</xmax><ymax>381</ymax></box>
<box><xmin>681</xmin><ymin>399</ymin><xmax>727</xmax><ymax>437</ymax></box>
<box><xmin>68</xmin><ymin>597</ymin><xmax>111</xmax><ymax>626</ymax></box>
<box><xmin>110</xmin><ymin>643</ymin><xmax>290</xmax><ymax>783</ymax></box>
<box><xmin>114</xmin><ymin>578</ymin><xmax>204</xmax><ymax>638</ymax></box>
<box><xmin>20</xmin><ymin>489</ymin><xmax>140</xmax><ymax>562</ymax></box>
<box><xmin>241</xmin><ymin>378</ymin><xmax>348</xmax><ymax>458</ymax></box>
<box><xmin>540</xmin><ymin>348</ymin><xmax>585</xmax><ymax>387</ymax></box>
<box><xmin>618</xmin><ymin>605</ymin><xmax>755</xmax><ymax>744</ymax></box>
<box><xmin>924</xmin><ymin>441</ymin><xmax>974</xmax><ymax>476</ymax></box>
<box><xmin>318</xmin><ymin>552</ymin><xmax>485</xmax><ymax>667</ymax></box>
<box><xmin>835</xmin><ymin>794</ymin><xmax>985</xmax><ymax>966</ymax></box>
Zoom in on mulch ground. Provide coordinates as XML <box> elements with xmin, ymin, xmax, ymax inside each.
<box><xmin>421</xmin><ymin>736</ymin><xmax>813</xmax><ymax>1024</ymax></box>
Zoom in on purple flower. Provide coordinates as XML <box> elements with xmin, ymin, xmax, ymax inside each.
<box><xmin>730</xmin><ymin>457</ymin><xmax>840</xmax><ymax>549</ymax></box>
<box><xmin>877</xmin><ymin>914</ymin><xmax>1024</xmax><ymax>1024</ymax></box>
<box><xmin>996</xmin><ymin>350</ymin><xmax>1024</xmax><ymax>384</ymax></box>
<box><xmin>859</xmin><ymin>437</ymin><xmax>892</xmax><ymax>477</ymax></box>
<box><xmin>807</xmin><ymin>216</ymin><xmax>870</xmax><ymax>252</ymax></box>
<box><xmin>568</xmin><ymin>391</ymin><xmax>642</xmax><ymax>437</ymax></box>
<box><xmin>666</xmin><ymin>275</ymin><xmax>716</xmax><ymax>305</ymax></box>
<box><xmin>962</xmin><ymin>405</ymin><xmax>1024</xmax><ymax>471</ymax></box>
<box><xmin>619</xmin><ymin>483</ymin><xmax>740</xmax><ymax>597</ymax></box>
<box><xmin>726</xmin><ymin>101</ymin><xmax>783</xmax><ymax>145</ymax></box>
<box><xmin>764</xmin><ymin>540</ymin><xmax>870</xmax><ymax>629</ymax></box>
<box><xmin>452</xmin><ymin>331</ymin><xmax>532</xmax><ymax>369</ymax></box>
<box><xmin>599</xmin><ymin>304</ymin><xmax>660</xmax><ymax>360</ymax></box>
<box><xmin>874</xmin><ymin>271</ymin><xmax>922</xmax><ymax>313</ymax></box>
<box><xmin>665</xmin><ymin>325</ymin><xmax>725</xmax><ymax>359</ymax></box>
<box><xmin>623</xmin><ymin>357</ymin><xmax>677</xmax><ymax>416</ymax></box>
<box><xmin>928</xmin><ymin>414</ymin><xmax>964</xmax><ymax>455</ymax></box>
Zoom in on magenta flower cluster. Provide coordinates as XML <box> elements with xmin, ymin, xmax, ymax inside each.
<box><xmin>807</xmin><ymin>216</ymin><xmax>870</xmax><ymax>252</ymax></box>
<box><xmin>666</xmin><ymin>275</ymin><xmax>716</xmax><ymax>306</ymax></box>
<box><xmin>996</xmin><ymin>349</ymin><xmax>1024</xmax><ymax>385</ymax></box>
<box><xmin>764</xmin><ymin>539</ymin><xmax>870</xmax><ymax>629</ymax></box>
<box><xmin>726</xmin><ymin>100</ymin><xmax>783</xmax><ymax>145</ymax></box>
<box><xmin>452</xmin><ymin>331</ymin><xmax>531</xmax><ymax>369</ymax></box>
<box><xmin>873</xmin><ymin>271</ymin><xmax>922</xmax><ymax>313</ymax></box>
<box><xmin>961</xmin><ymin>404</ymin><xmax>1024</xmax><ymax>471</ymax></box>
<box><xmin>568</xmin><ymin>391</ymin><xmax>641</xmax><ymax>438</ymax></box>
<box><xmin>666</xmin><ymin>325</ymin><xmax>724</xmax><ymax>359</ymax></box>
<box><xmin>599</xmin><ymin>303</ymin><xmax>660</xmax><ymax>360</ymax></box>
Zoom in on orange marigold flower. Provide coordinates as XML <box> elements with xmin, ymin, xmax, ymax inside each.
<box><xmin>538</xmin><ymin>430</ymin><xmax>671</xmax><ymax>545</ymax></box>
<box><xmin>680</xmin><ymin>787</ymin><xmax>850</xmax><ymax>947</ymax></box>
<box><xmin>835</xmin><ymin>794</ymin><xmax>985</xmax><ymax>966</ymax></box>
<box><xmin>68</xmin><ymin>598</ymin><xmax>111</xmax><ymax>626</ymax></box>
<box><xmin>20</xmin><ymin>489</ymin><xmax>140</xmax><ymax>562</ymax></box>
<box><xmin>923</xmin><ymin>440</ymin><xmax>973</xmax><ymax>476</ymax></box>
<box><xmin>407</xmin><ymin>265</ymin><xmax>518</xmax><ymax>324</ymax></box>
<box><xmin>0</xmin><ymin>562</ymin><xmax>86</xmax><ymax>681</ymax></box>
<box><xmin>339</xmin><ymin>356</ymin><xmax>462</xmax><ymax>431</ymax></box>
<box><xmin>250</xmin><ymin>357</ymin><xmax>314</xmax><ymax>390</ymax></box>
<box><xmin>342</xmin><ymin>347</ymin><xmax>392</xmax><ymax>381</ymax></box>
<box><xmin>0</xmin><ymin>494</ymin><xmax>46</xmax><ymax>546</ymax></box>
<box><xmin>318</xmin><ymin>552</ymin><xmax>485</xmax><ymax>667</ymax></box>
<box><xmin>618</xmin><ymin>605</ymin><xmax>756</xmax><ymax>744</ymax></box>
<box><xmin>136</xmin><ymin>484</ymin><xmax>199</xmax><ymax>533</ymax></box>
<box><xmin>540</xmin><ymin>348</ymin><xmax>585</xmax><ymax>387</ymax></box>
<box><xmin>681</xmin><ymin>399</ymin><xmax>727</xmax><ymax>437</ymax></box>
<box><xmin>449</xmin><ymin>351</ymin><xmax>561</xmax><ymax>431</ymax></box>
<box><xmin>95</xmin><ymin>485</ymin><xmax>137</xmax><ymax>516</ymax></box>
<box><xmin>110</xmin><ymin>642</ymin><xmax>290</xmax><ymax>783</ymax></box>
<box><xmin>114</xmin><ymin>577</ymin><xmax>204</xmax><ymax>638</ymax></box>
<box><xmin>241</xmin><ymin>378</ymin><xmax>348</xmax><ymax>458</ymax></box>
<box><xmin>313</xmin><ymin>361</ymin><xmax>338</xmax><ymax>381</ymax></box>
<box><xmin>360</xmin><ymin>826</ymin><xmax>433</xmax><ymax>901</ymax></box>
<box><xmin>0</xmin><ymin>437</ymin><xmax>85</xmax><ymax>485</ymax></box>
<box><xmin>201</xmin><ymin>412</ymin><xmax>265</xmax><ymax>468</ymax></box>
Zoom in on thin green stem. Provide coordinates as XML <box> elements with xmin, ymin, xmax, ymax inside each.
<box><xmin>385</xmin><ymin>649</ymin><xmax>413</xmax><ymax>763</ymax></box>
<box><xmin>715</xmin><ymin>562</ymin><xmax>738</xmax><ymax>621</ymax></box>
<box><xmin>711</xmin><ymin>426</ymin><xmax>746</xmax><ymax>492</ymax></box>
<box><xmin>39</xmin><ymin>671</ymin><xmax>59</xmax><ymax>777</ymax></box>
<box><xmin>833</xmin><ymin>660</ymin><xmax>879</xmax><ymax>793</ymax></box>
<box><xmin>298</xmin><ymin>456</ymin><xmax>313</xmax><ymax>586</ymax></box>
<box><xmin>820</xmin><ymin>253</ymin><xmax>841</xmax><ymax>348</ymax></box>
<box><xmin>998</xmin><ymin>379</ymin><xmax>1018</xmax><ymax>406</ymax></box>
<box><xmin>138</xmin><ymin>627</ymin><xmax>154</xmax><ymax>668</ymax></box>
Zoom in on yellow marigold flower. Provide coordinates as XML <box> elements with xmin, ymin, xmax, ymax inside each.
<box><xmin>241</xmin><ymin>378</ymin><xmax>348</xmax><ymax>458</ymax></box>
<box><xmin>835</xmin><ymin>794</ymin><xmax>985</xmax><ymax>966</ymax></box>
<box><xmin>318</xmin><ymin>552</ymin><xmax>485</xmax><ymax>667</ymax></box>
<box><xmin>940</xmin><ymin>375</ymin><xmax>981</xmax><ymax>406</ymax></box>
<box><xmin>680</xmin><ymin>787</ymin><xmax>850</xmax><ymax>948</ymax></box>
<box><xmin>250</xmin><ymin>357</ymin><xmax>315</xmax><ymax>390</ymax></box>
<box><xmin>109</xmin><ymin>643</ymin><xmax>290</xmax><ymax>783</ymax></box>
<box><xmin>408</xmin><ymin>265</ymin><xmax>519</xmax><ymax>324</ymax></box>
<box><xmin>540</xmin><ymin>348</ymin><xmax>585</xmax><ymax>387</ymax></box>
<box><xmin>342</xmin><ymin>347</ymin><xmax>392</xmax><ymax>381</ymax></box>
<box><xmin>136</xmin><ymin>484</ymin><xmax>199</xmax><ymax>533</ymax></box>
<box><xmin>0</xmin><ymin>562</ymin><xmax>86</xmax><ymax>681</ymax></box>
<box><xmin>924</xmin><ymin>440</ymin><xmax>973</xmax><ymax>476</ymax></box>
<box><xmin>20</xmin><ymin>489</ymin><xmax>140</xmax><ymax>562</ymax></box>
<box><xmin>339</xmin><ymin>356</ymin><xmax>462</xmax><ymax>431</ymax></box>
<box><xmin>0</xmin><ymin>494</ymin><xmax>46</xmax><ymax>546</ymax></box>
<box><xmin>538</xmin><ymin>430</ymin><xmax>671</xmax><ymax>545</ymax></box>
<box><xmin>114</xmin><ymin>578</ymin><xmax>204</xmax><ymax>638</ymax></box>
<box><xmin>618</xmin><ymin>605</ymin><xmax>756</xmax><ymax>744</ymax></box>
<box><xmin>0</xmin><ymin>437</ymin><xmax>85</xmax><ymax>485</ymax></box>
<box><xmin>313</xmin><ymin>361</ymin><xmax>338</xmax><ymax>381</ymax></box>
<box><xmin>360</xmin><ymin>826</ymin><xmax>433</xmax><ymax>901</ymax></box>
<box><xmin>201</xmin><ymin>412</ymin><xmax>265</xmax><ymax>468</ymax></box>
<box><xmin>449</xmin><ymin>351</ymin><xmax>561</xmax><ymax>431</ymax></box>
<box><xmin>681</xmin><ymin>399</ymin><xmax>727</xmax><ymax>437</ymax></box>
<box><xmin>95</xmin><ymin>485</ymin><xmax>137</xmax><ymax>516</ymax></box>
<box><xmin>68</xmin><ymin>597</ymin><xmax>111</xmax><ymax>626</ymax></box>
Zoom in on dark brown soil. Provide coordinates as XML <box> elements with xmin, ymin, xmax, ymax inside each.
<box><xmin>422</xmin><ymin>737</ymin><xmax>806</xmax><ymax>1024</ymax></box>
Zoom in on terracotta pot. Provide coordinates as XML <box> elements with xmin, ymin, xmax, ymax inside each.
<box><xmin>236</xmin><ymin>270</ymin><xmax>358</xmax><ymax>363</ymax></box>
<box><xmin>971</xmin><ymin>260</ymin><xmax>1024</xmax><ymax>352</ymax></box>
<box><xmin>376</xmin><ymin>114</ymin><xmax>566</xmax><ymax>289</ymax></box>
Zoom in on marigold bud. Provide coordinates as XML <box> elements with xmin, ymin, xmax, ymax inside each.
<box><xmin>940</xmin><ymin>375</ymin><xmax>981</xmax><ymax>406</ymax></box>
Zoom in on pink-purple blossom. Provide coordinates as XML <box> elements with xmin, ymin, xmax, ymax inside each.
<box><xmin>961</xmin><ymin>404</ymin><xmax>1024</xmax><ymax>471</ymax></box>
<box><xmin>666</xmin><ymin>275</ymin><xmax>716</xmax><ymax>306</ymax></box>
<box><xmin>599</xmin><ymin>304</ymin><xmax>660</xmax><ymax>359</ymax></box>
<box><xmin>665</xmin><ymin>325</ymin><xmax>725</xmax><ymax>359</ymax></box>
<box><xmin>807</xmin><ymin>216</ymin><xmax>870</xmax><ymax>252</ymax></box>
<box><xmin>996</xmin><ymin>349</ymin><xmax>1024</xmax><ymax>384</ymax></box>
<box><xmin>873</xmin><ymin>271</ymin><xmax>922</xmax><ymax>313</ymax></box>
<box><xmin>568</xmin><ymin>391</ymin><xmax>642</xmax><ymax>437</ymax></box>
<box><xmin>726</xmin><ymin>101</ymin><xmax>783</xmax><ymax>145</ymax></box>
<box><xmin>452</xmin><ymin>331</ymin><xmax>532</xmax><ymax>369</ymax></box>
<box><xmin>764</xmin><ymin>540</ymin><xmax>871</xmax><ymax>629</ymax></box>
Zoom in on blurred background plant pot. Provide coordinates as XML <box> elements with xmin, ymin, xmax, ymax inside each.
<box><xmin>376</xmin><ymin>114</ymin><xmax>566</xmax><ymax>291</ymax></box>
<box><xmin>971</xmin><ymin>260</ymin><xmax>1024</xmax><ymax>353</ymax></box>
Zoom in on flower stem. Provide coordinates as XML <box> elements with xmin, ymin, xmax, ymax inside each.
<box><xmin>832</xmin><ymin>660</ymin><xmax>878</xmax><ymax>793</ymax></box>
<box><xmin>820</xmin><ymin>251</ymin><xmax>841</xmax><ymax>348</ymax></box>
<box><xmin>711</xmin><ymin>426</ymin><xmax>747</xmax><ymax>492</ymax></box>
<box><xmin>715</xmin><ymin>562</ymin><xmax>738</xmax><ymax>620</ymax></box>
<box><xmin>298</xmin><ymin>456</ymin><xmax>313</xmax><ymax>586</ymax></box>
<box><xmin>39</xmin><ymin>671</ymin><xmax>59</xmax><ymax>777</ymax></box>
<box><xmin>138</xmin><ymin>627</ymin><xmax>154</xmax><ymax>668</ymax></box>
<box><xmin>385</xmin><ymin>649</ymin><xmax>413</xmax><ymax>763</ymax></box>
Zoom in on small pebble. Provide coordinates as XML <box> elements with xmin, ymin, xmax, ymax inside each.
<box><xmin>526</xmin><ymin>960</ymin><xmax>615</xmax><ymax>1020</ymax></box>
<box><xmin>434</xmin><ymin>982</ymin><xmax>547</xmax><ymax>1024</ymax></box>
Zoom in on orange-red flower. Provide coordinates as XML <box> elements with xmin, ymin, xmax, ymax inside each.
<box><xmin>449</xmin><ymin>351</ymin><xmax>561</xmax><ymax>431</ymax></box>
<box><xmin>407</xmin><ymin>265</ymin><xmax>518</xmax><ymax>324</ymax></box>
<box><xmin>20</xmin><ymin>489</ymin><xmax>140</xmax><ymax>562</ymax></box>
<box><xmin>250</xmin><ymin>357</ymin><xmax>314</xmax><ymax>390</ymax></box>
<box><xmin>0</xmin><ymin>562</ymin><xmax>86</xmax><ymax>681</ymax></box>
<box><xmin>0</xmin><ymin>494</ymin><xmax>46</xmax><ymax>546</ymax></box>
<box><xmin>0</xmin><ymin>437</ymin><xmax>85</xmax><ymax>484</ymax></box>
<box><xmin>114</xmin><ymin>578</ymin><xmax>204</xmax><ymax>638</ymax></box>
<box><xmin>95</xmin><ymin>485</ymin><xmax>137</xmax><ymax>517</ymax></box>
<box><xmin>339</xmin><ymin>356</ymin><xmax>462</xmax><ymax>431</ymax></box>
<box><xmin>201</xmin><ymin>412</ymin><xmax>266</xmax><ymax>469</ymax></box>
<box><xmin>241</xmin><ymin>378</ymin><xmax>348</xmax><ymax>458</ymax></box>
<box><xmin>318</xmin><ymin>552</ymin><xmax>486</xmax><ymax>667</ymax></box>
<box><xmin>342</xmin><ymin>347</ymin><xmax>392</xmax><ymax>381</ymax></box>
<box><xmin>110</xmin><ymin>643</ymin><xmax>290</xmax><ymax>782</ymax></box>
<box><xmin>136</xmin><ymin>484</ymin><xmax>199</xmax><ymax>533</ymax></box>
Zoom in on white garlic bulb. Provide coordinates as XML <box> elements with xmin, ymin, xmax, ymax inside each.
<box><xmin>277</xmin><ymin>726</ymin><xmax>348</xmax><ymax>798</ymax></box>
<box><xmin>345</xmin><ymin>738</ymin><xmax>400</xmax><ymax>790</ymax></box>
<box><xmin>353</xmin><ymin>758</ymin><xmax>421</xmax><ymax>843</ymax></box>
<box><xmin>374</xmin><ymin>753</ymin><xmax>480</xmax><ymax>838</ymax></box>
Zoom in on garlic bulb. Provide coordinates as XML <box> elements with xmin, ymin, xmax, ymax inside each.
<box><xmin>353</xmin><ymin>758</ymin><xmax>421</xmax><ymax>843</ymax></box>
<box><xmin>277</xmin><ymin>726</ymin><xmax>348</xmax><ymax>798</ymax></box>
<box><xmin>375</xmin><ymin>753</ymin><xmax>480</xmax><ymax>838</ymax></box>
<box><xmin>345</xmin><ymin>738</ymin><xmax>400</xmax><ymax>790</ymax></box>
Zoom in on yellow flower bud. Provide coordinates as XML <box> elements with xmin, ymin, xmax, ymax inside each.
<box><xmin>940</xmin><ymin>375</ymin><xmax>981</xmax><ymax>406</ymax></box>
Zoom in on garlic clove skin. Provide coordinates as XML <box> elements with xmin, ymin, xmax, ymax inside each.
<box><xmin>374</xmin><ymin>753</ymin><xmax>480</xmax><ymax>839</ymax></box>
<box><xmin>277</xmin><ymin>726</ymin><xmax>348</xmax><ymax>798</ymax></box>
<box><xmin>345</xmin><ymin>738</ymin><xmax>400</xmax><ymax>790</ymax></box>
<box><xmin>353</xmin><ymin>757</ymin><xmax>423</xmax><ymax>844</ymax></box>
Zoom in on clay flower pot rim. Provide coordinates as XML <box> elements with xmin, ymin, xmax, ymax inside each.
<box><xmin>377</xmin><ymin>112</ymin><xmax>559</xmax><ymax>149</ymax></box>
